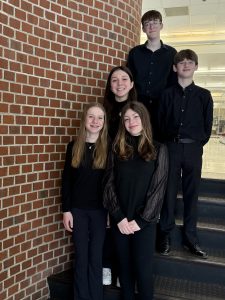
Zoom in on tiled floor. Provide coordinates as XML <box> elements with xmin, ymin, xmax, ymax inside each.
<box><xmin>202</xmin><ymin>136</ymin><xmax>225</xmax><ymax>180</ymax></box>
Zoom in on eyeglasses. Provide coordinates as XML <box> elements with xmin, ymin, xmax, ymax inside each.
<box><xmin>143</xmin><ymin>20</ymin><xmax>161</xmax><ymax>27</ymax></box>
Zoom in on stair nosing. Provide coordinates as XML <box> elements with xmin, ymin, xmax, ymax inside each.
<box><xmin>154</xmin><ymin>250</ymin><xmax>225</xmax><ymax>267</ymax></box>
<box><xmin>175</xmin><ymin>220</ymin><xmax>225</xmax><ymax>232</ymax></box>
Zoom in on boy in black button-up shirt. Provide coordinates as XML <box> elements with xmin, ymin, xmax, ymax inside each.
<box><xmin>158</xmin><ymin>49</ymin><xmax>213</xmax><ymax>259</ymax></box>
<box><xmin>127</xmin><ymin>10</ymin><xmax>177</xmax><ymax>139</ymax></box>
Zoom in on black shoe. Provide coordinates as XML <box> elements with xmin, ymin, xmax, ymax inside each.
<box><xmin>159</xmin><ymin>234</ymin><xmax>170</xmax><ymax>255</ymax></box>
<box><xmin>183</xmin><ymin>242</ymin><xmax>208</xmax><ymax>259</ymax></box>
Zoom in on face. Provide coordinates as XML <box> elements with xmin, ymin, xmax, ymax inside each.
<box><xmin>85</xmin><ymin>106</ymin><xmax>105</xmax><ymax>136</ymax></box>
<box><xmin>142</xmin><ymin>18</ymin><xmax>163</xmax><ymax>40</ymax></box>
<box><xmin>124</xmin><ymin>109</ymin><xmax>143</xmax><ymax>136</ymax></box>
<box><xmin>173</xmin><ymin>59</ymin><xmax>198</xmax><ymax>79</ymax></box>
<box><xmin>110</xmin><ymin>69</ymin><xmax>134</xmax><ymax>102</ymax></box>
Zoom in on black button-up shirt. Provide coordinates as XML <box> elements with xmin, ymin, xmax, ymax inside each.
<box><xmin>158</xmin><ymin>82</ymin><xmax>213</xmax><ymax>145</ymax></box>
<box><xmin>127</xmin><ymin>40</ymin><xmax>177</xmax><ymax>102</ymax></box>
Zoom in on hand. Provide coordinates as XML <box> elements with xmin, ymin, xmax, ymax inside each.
<box><xmin>129</xmin><ymin>220</ymin><xmax>141</xmax><ymax>232</ymax></box>
<box><xmin>117</xmin><ymin>218</ymin><xmax>134</xmax><ymax>235</ymax></box>
<box><xmin>63</xmin><ymin>212</ymin><xmax>73</xmax><ymax>232</ymax></box>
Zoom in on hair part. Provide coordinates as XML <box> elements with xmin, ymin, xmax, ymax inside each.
<box><xmin>174</xmin><ymin>49</ymin><xmax>198</xmax><ymax>65</ymax></box>
<box><xmin>141</xmin><ymin>10</ymin><xmax>162</xmax><ymax>26</ymax></box>
<box><xmin>113</xmin><ymin>102</ymin><xmax>156</xmax><ymax>161</ymax></box>
<box><xmin>72</xmin><ymin>102</ymin><xmax>108</xmax><ymax>169</ymax></box>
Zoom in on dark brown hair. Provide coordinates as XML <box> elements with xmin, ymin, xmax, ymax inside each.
<box><xmin>174</xmin><ymin>49</ymin><xmax>198</xmax><ymax>65</ymax></box>
<box><xmin>113</xmin><ymin>102</ymin><xmax>156</xmax><ymax>161</ymax></box>
<box><xmin>103</xmin><ymin>65</ymin><xmax>137</xmax><ymax>118</ymax></box>
<box><xmin>141</xmin><ymin>10</ymin><xmax>162</xmax><ymax>26</ymax></box>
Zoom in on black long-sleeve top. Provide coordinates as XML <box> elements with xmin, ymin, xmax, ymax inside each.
<box><xmin>103</xmin><ymin>137</ymin><xmax>169</xmax><ymax>229</ymax></box>
<box><xmin>158</xmin><ymin>82</ymin><xmax>214</xmax><ymax>145</ymax></box>
<box><xmin>127</xmin><ymin>40</ymin><xmax>177</xmax><ymax>103</ymax></box>
<box><xmin>107</xmin><ymin>100</ymin><xmax>129</xmax><ymax>140</ymax></box>
<box><xmin>61</xmin><ymin>141</ymin><xmax>105</xmax><ymax>212</ymax></box>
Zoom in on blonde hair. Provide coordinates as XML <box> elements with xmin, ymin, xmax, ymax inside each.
<box><xmin>72</xmin><ymin>102</ymin><xmax>108</xmax><ymax>169</ymax></box>
<box><xmin>113</xmin><ymin>102</ymin><xmax>156</xmax><ymax>161</ymax></box>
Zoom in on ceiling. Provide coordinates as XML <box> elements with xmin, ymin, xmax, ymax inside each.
<box><xmin>141</xmin><ymin>0</ymin><xmax>225</xmax><ymax>108</ymax></box>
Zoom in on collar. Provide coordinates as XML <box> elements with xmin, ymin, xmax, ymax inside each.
<box><xmin>176</xmin><ymin>81</ymin><xmax>195</xmax><ymax>92</ymax></box>
<box><xmin>142</xmin><ymin>40</ymin><xmax>168</xmax><ymax>50</ymax></box>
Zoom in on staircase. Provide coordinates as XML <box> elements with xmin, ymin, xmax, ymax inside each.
<box><xmin>47</xmin><ymin>179</ymin><xmax>225</xmax><ymax>300</ymax></box>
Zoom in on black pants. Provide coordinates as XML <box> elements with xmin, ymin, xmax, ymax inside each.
<box><xmin>72</xmin><ymin>208</ymin><xmax>107</xmax><ymax>300</ymax></box>
<box><xmin>112</xmin><ymin>224</ymin><xmax>156</xmax><ymax>300</ymax></box>
<box><xmin>139</xmin><ymin>96</ymin><xmax>160</xmax><ymax>141</ymax></box>
<box><xmin>159</xmin><ymin>142</ymin><xmax>203</xmax><ymax>244</ymax></box>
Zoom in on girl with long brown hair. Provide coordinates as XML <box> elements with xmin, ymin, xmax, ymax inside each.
<box><xmin>103</xmin><ymin>101</ymin><xmax>168</xmax><ymax>300</ymax></box>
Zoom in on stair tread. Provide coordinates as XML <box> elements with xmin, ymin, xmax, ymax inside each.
<box><xmin>177</xmin><ymin>194</ymin><xmax>225</xmax><ymax>203</ymax></box>
<box><xmin>176</xmin><ymin>218</ymin><xmax>225</xmax><ymax>232</ymax></box>
<box><xmin>103</xmin><ymin>276</ymin><xmax>225</xmax><ymax>300</ymax></box>
<box><xmin>154</xmin><ymin>275</ymin><xmax>225</xmax><ymax>300</ymax></box>
<box><xmin>48</xmin><ymin>268</ymin><xmax>225</xmax><ymax>300</ymax></box>
<box><xmin>155</xmin><ymin>247</ymin><xmax>225</xmax><ymax>265</ymax></box>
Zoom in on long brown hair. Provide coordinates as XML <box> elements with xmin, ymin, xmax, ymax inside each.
<box><xmin>113</xmin><ymin>102</ymin><xmax>156</xmax><ymax>161</ymax></box>
<box><xmin>72</xmin><ymin>102</ymin><xmax>108</xmax><ymax>169</ymax></box>
<box><xmin>103</xmin><ymin>66</ymin><xmax>137</xmax><ymax>117</ymax></box>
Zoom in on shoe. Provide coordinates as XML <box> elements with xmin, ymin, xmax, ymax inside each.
<box><xmin>102</xmin><ymin>268</ymin><xmax>112</xmax><ymax>285</ymax></box>
<box><xmin>183</xmin><ymin>242</ymin><xmax>208</xmax><ymax>259</ymax></box>
<box><xmin>159</xmin><ymin>234</ymin><xmax>170</xmax><ymax>255</ymax></box>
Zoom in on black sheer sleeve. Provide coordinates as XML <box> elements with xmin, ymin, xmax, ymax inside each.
<box><xmin>139</xmin><ymin>143</ymin><xmax>169</xmax><ymax>223</ymax></box>
<box><xmin>102</xmin><ymin>151</ymin><xmax>125</xmax><ymax>223</ymax></box>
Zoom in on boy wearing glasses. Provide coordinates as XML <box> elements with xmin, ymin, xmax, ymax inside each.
<box><xmin>158</xmin><ymin>49</ymin><xmax>213</xmax><ymax>259</ymax></box>
<box><xmin>127</xmin><ymin>10</ymin><xmax>177</xmax><ymax>140</ymax></box>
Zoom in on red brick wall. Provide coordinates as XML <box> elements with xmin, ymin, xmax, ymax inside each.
<box><xmin>0</xmin><ymin>0</ymin><xmax>142</xmax><ymax>299</ymax></box>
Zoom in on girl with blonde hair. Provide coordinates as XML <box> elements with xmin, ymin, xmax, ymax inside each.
<box><xmin>62</xmin><ymin>102</ymin><xmax>108</xmax><ymax>300</ymax></box>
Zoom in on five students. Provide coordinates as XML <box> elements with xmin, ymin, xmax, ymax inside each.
<box><xmin>61</xmin><ymin>9</ymin><xmax>214</xmax><ymax>300</ymax></box>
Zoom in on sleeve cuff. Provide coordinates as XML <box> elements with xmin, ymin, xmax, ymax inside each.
<box><xmin>135</xmin><ymin>215</ymin><xmax>149</xmax><ymax>229</ymax></box>
<box><xmin>112</xmin><ymin>209</ymin><xmax>125</xmax><ymax>224</ymax></box>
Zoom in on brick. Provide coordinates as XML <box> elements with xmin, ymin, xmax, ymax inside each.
<box><xmin>1</xmin><ymin>1</ymin><xmax>142</xmax><ymax>299</ymax></box>
<box><xmin>4</xmin><ymin>276</ymin><xmax>15</xmax><ymax>289</ymax></box>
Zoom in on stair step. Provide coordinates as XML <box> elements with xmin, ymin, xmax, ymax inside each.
<box><xmin>154</xmin><ymin>275</ymin><xmax>225</xmax><ymax>300</ymax></box>
<box><xmin>47</xmin><ymin>269</ymin><xmax>225</xmax><ymax>300</ymax></box>
<box><xmin>175</xmin><ymin>216</ymin><xmax>225</xmax><ymax>231</ymax></box>
<box><xmin>175</xmin><ymin>195</ymin><xmax>225</xmax><ymax>222</ymax></box>
<box><xmin>199</xmin><ymin>179</ymin><xmax>225</xmax><ymax>197</ymax></box>
<box><xmin>168</xmin><ymin>225</ymin><xmax>225</xmax><ymax>250</ymax></box>
<box><xmin>48</xmin><ymin>179</ymin><xmax>225</xmax><ymax>300</ymax></box>
<box><xmin>156</xmin><ymin>247</ymin><xmax>225</xmax><ymax>265</ymax></box>
<box><xmin>154</xmin><ymin>250</ymin><xmax>225</xmax><ymax>285</ymax></box>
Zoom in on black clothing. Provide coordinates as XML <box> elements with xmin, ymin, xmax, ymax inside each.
<box><xmin>112</xmin><ymin>224</ymin><xmax>156</xmax><ymax>300</ymax></box>
<box><xmin>103</xmin><ymin>139</ymin><xmax>169</xmax><ymax>228</ymax></box>
<box><xmin>108</xmin><ymin>100</ymin><xmax>128</xmax><ymax>140</ymax></box>
<box><xmin>72</xmin><ymin>208</ymin><xmax>106</xmax><ymax>300</ymax></box>
<box><xmin>158</xmin><ymin>82</ymin><xmax>213</xmax><ymax>245</ymax></box>
<box><xmin>158</xmin><ymin>82</ymin><xmax>214</xmax><ymax>145</ymax></box>
<box><xmin>127</xmin><ymin>41</ymin><xmax>177</xmax><ymax>101</ymax></box>
<box><xmin>103</xmin><ymin>137</ymin><xmax>168</xmax><ymax>300</ymax></box>
<box><xmin>127</xmin><ymin>40</ymin><xmax>177</xmax><ymax>139</ymax></box>
<box><xmin>62</xmin><ymin>141</ymin><xmax>104</xmax><ymax>212</ymax></box>
<box><xmin>160</xmin><ymin>142</ymin><xmax>203</xmax><ymax>244</ymax></box>
<box><xmin>61</xmin><ymin>140</ymin><xmax>107</xmax><ymax>300</ymax></box>
<box><xmin>112</xmin><ymin>137</ymin><xmax>155</xmax><ymax>228</ymax></box>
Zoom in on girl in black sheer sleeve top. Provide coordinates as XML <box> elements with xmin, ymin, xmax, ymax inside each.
<box><xmin>103</xmin><ymin>102</ymin><xmax>168</xmax><ymax>300</ymax></box>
